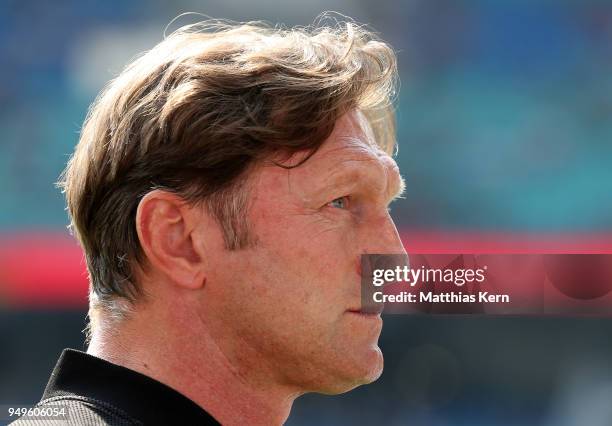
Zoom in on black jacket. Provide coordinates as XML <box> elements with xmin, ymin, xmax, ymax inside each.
<box><xmin>10</xmin><ymin>349</ymin><xmax>220</xmax><ymax>425</ymax></box>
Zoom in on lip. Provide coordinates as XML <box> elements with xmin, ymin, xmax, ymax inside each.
<box><xmin>348</xmin><ymin>303</ymin><xmax>385</xmax><ymax>315</ymax></box>
<box><xmin>347</xmin><ymin>309</ymin><xmax>383</xmax><ymax>318</ymax></box>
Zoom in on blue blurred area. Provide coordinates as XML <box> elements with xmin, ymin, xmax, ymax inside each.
<box><xmin>2</xmin><ymin>0</ymin><xmax>612</xmax><ymax>232</ymax></box>
<box><xmin>395</xmin><ymin>0</ymin><xmax>612</xmax><ymax>231</ymax></box>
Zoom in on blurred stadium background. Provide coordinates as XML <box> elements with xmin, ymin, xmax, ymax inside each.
<box><xmin>2</xmin><ymin>1</ymin><xmax>612</xmax><ymax>425</ymax></box>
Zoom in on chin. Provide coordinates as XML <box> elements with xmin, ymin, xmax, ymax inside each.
<box><xmin>319</xmin><ymin>345</ymin><xmax>384</xmax><ymax>395</ymax></box>
<box><xmin>357</xmin><ymin>344</ymin><xmax>384</xmax><ymax>384</ymax></box>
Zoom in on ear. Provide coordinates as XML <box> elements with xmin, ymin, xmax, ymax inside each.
<box><xmin>136</xmin><ymin>190</ymin><xmax>206</xmax><ymax>290</ymax></box>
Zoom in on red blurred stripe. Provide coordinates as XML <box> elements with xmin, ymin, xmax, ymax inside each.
<box><xmin>0</xmin><ymin>232</ymin><xmax>88</xmax><ymax>307</ymax></box>
<box><xmin>1</xmin><ymin>230</ymin><xmax>611</xmax><ymax>307</ymax></box>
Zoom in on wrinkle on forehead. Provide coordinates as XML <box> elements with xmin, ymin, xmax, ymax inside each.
<box><xmin>263</xmin><ymin>109</ymin><xmax>403</xmax><ymax>205</ymax></box>
<box><xmin>261</xmin><ymin>109</ymin><xmax>384</xmax><ymax>170</ymax></box>
<box><xmin>334</xmin><ymin>110</ymin><xmax>378</xmax><ymax>148</ymax></box>
<box><xmin>326</xmin><ymin>137</ymin><xmax>388</xmax><ymax>161</ymax></box>
<box><xmin>313</xmin><ymin>131</ymin><xmax>405</xmax><ymax>205</ymax></box>
<box><xmin>313</xmin><ymin>109</ymin><xmax>387</xmax><ymax>162</ymax></box>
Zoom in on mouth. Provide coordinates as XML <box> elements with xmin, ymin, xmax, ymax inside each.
<box><xmin>348</xmin><ymin>300</ymin><xmax>385</xmax><ymax>315</ymax></box>
<box><xmin>347</xmin><ymin>304</ymin><xmax>384</xmax><ymax>317</ymax></box>
<box><xmin>347</xmin><ymin>311</ymin><xmax>382</xmax><ymax>319</ymax></box>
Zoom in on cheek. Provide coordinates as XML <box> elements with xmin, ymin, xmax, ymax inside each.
<box><xmin>234</xmin><ymin>230</ymin><xmax>350</xmax><ymax>327</ymax></box>
<box><xmin>264</xmin><ymin>224</ymin><xmax>355</xmax><ymax>301</ymax></box>
<box><xmin>232</xmin><ymin>200</ymin><xmax>361</xmax><ymax>322</ymax></box>
<box><xmin>212</xmin><ymin>247</ymin><xmax>340</xmax><ymax>363</ymax></box>
<box><xmin>266</xmin><ymin>208</ymin><xmax>357</xmax><ymax>265</ymax></box>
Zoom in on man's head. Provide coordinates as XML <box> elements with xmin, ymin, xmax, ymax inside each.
<box><xmin>60</xmin><ymin>18</ymin><xmax>403</xmax><ymax>394</ymax></box>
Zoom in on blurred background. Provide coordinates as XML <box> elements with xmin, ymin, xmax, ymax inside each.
<box><xmin>1</xmin><ymin>0</ymin><xmax>612</xmax><ymax>425</ymax></box>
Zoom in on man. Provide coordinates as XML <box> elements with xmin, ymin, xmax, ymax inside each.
<box><xmin>13</xmin><ymin>18</ymin><xmax>405</xmax><ymax>425</ymax></box>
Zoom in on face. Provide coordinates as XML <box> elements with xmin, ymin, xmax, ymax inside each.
<box><xmin>200</xmin><ymin>109</ymin><xmax>406</xmax><ymax>394</ymax></box>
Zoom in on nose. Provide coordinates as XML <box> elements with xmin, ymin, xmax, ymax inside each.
<box><xmin>359</xmin><ymin>211</ymin><xmax>408</xmax><ymax>281</ymax></box>
<box><xmin>365</xmin><ymin>212</ymin><xmax>406</xmax><ymax>256</ymax></box>
<box><xmin>359</xmin><ymin>212</ymin><xmax>408</xmax><ymax>314</ymax></box>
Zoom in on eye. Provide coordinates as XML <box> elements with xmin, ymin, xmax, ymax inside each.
<box><xmin>327</xmin><ymin>196</ymin><xmax>349</xmax><ymax>209</ymax></box>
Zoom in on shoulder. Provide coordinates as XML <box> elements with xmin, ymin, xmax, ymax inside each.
<box><xmin>9</xmin><ymin>396</ymin><xmax>142</xmax><ymax>426</ymax></box>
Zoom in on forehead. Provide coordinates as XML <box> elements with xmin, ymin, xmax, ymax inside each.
<box><xmin>307</xmin><ymin>109</ymin><xmax>393</xmax><ymax>170</ymax></box>
<box><xmin>274</xmin><ymin>109</ymin><xmax>403</xmax><ymax>207</ymax></box>
<box><xmin>253</xmin><ymin>109</ymin><xmax>401</xmax><ymax>203</ymax></box>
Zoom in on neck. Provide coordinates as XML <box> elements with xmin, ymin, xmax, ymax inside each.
<box><xmin>87</xmin><ymin>305</ymin><xmax>300</xmax><ymax>426</ymax></box>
